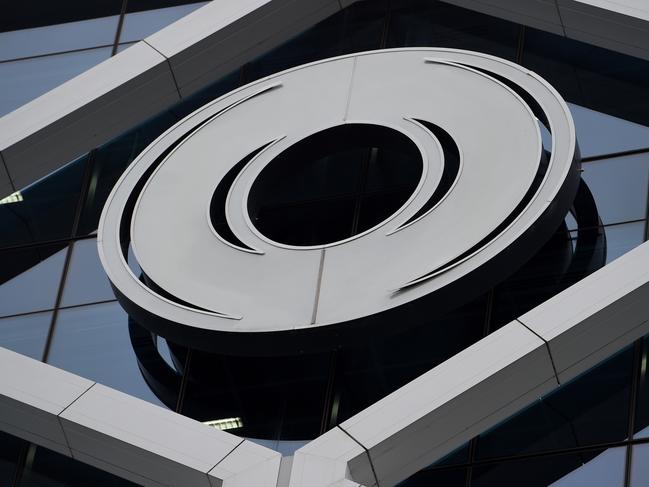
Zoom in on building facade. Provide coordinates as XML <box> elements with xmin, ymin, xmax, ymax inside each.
<box><xmin>1</xmin><ymin>0</ymin><xmax>649</xmax><ymax>486</ymax></box>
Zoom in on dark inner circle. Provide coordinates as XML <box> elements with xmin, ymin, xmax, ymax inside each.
<box><xmin>246</xmin><ymin>123</ymin><xmax>423</xmax><ymax>246</ymax></box>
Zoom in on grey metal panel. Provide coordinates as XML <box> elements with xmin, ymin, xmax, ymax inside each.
<box><xmin>0</xmin><ymin>42</ymin><xmax>179</xmax><ymax>191</ymax></box>
<box><xmin>59</xmin><ymin>383</ymin><xmax>245</xmax><ymax>487</ymax></box>
<box><xmin>340</xmin><ymin>322</ymin><xmax>556</xmax><ymax>487</ymax></box>
<box><xmin>519</xmin><ymin>241</ymin><xmax>649</xmax><ymax>383</ymax></box>
<box><xmin>0</xmin><ymin>347</ymin><xmax>94</xmax><ymax>456</ymax></box>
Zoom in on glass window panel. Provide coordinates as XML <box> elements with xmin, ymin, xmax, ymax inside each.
<box><xmin>181</xmin><ymin>348</ymin><xmax>331</xmax><ymax>441</ymax></box>
<box><xmin>387</xmin><ymin>0</ymin><xmax>520</xmax><ymax>61</ymax></box>
<box><xmin>0</xmin><ymin>154</ymin><xmax>87</xmax><ymax>248</ymax></box>
<box><xmin>0</xmin><ymin>16</ymin><xmax>119</xmax><ymax>61</ymax></box>
<box><xmin>0</xmin><ymin>311</ymin><xmax>52</xmax><ymax>360</ymax></box>
<box><xmin>631</xmin><ymin>443</ymin><xmax>649</xmax><ymax>486</ymax></box>
<box><xmin>522</xmin><ymin>28</ymin><xmax>649</xmax><ymax>128</ymax></box>
<box><xmin>125</xmin><ymin>0</ymin><xmax>210</xmax><ymax>13</ymax></box>
<box><xmin>399</xmin><ymin>466</ymin><xmax>467</xmax><ymax>486</ymax></box>
<box><xmin>570</xmin><ymin>104</ymin><xmax>649</xmax><ymax>159</ymax></box>
<box><xmin>119</xmin><ymin>3</ymin><xmax>208</xmax><ymax>43</ymax></box>
<box><xmin>472</xmin><ymin>448</ymin><xmax>624</xmax><ymax>487</ymax></box>
<box><xmin>581</xmin><ymin>154</ymin><xmax>649</xmax><ymax>225</ymax></box>
<box><xmin>20</xmin><ymin>443</ymin><xmax>137</xmax><ymax>486</ymax></box>
<box><xmin>2</xmin><ymin>1</ymin><xmax>123</xmax><ymax>33</ymax></box>
<box><xmin>47</xmin><ymin>302</ymin><xmax>177</xmax><ymax>408</ymax></box>
<box><xmin>61</xmin><ymin>238</ymin><xmax>115</xmax><ymax>307</ymax></box>
<box><xmin>0</xmin><ymin>47</ymin><xmax>112</xmax><ymax>117</ymax></box>
<box><xmin>604</xmin><ymin>222</ymin><xmax>646</xmax><ymax>264</ymax></box>
<box><xmin>335</xmin><ymin>294</ymin><xmax>486</xmax><ymax>425</ymax></box>
<box><xmin>0</xmin><ymin>245</ymin><xmax>67</xmax><ymax>317</ymax></box>
<box><xmin>477</xmin><ymin>347</ymin><xmax>633</xmax><ymax>458</ymax></box>
<box><xmin>635</xmin><ymin>336</ymin><xmax>649</xmax><ymax>438</ymax></box>
<box><xmin>0</xmin><ymin>430</ymin><xmax>27</xmax><ymax>485</ymax></box>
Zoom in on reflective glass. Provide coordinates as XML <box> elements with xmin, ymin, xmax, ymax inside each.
<box><xmin>472</xmin><ymin>448</ymin><xmax>623</xmax><ymax>487</ymax></box>
<box><xmin>0</xmin><ymin>429</ymin><xmax>27</xmax><ymax>485</ymax></box>
<box><xmin>604</xmin><ymin>222</ymin><xmax>646</xmax><ymax>264</ymax></box>
<box><xmin>47</xmin><ymin>302</ymin><xmax>174</xmax><ymax>407</ymax></box>
<box><xmin>387</xmin><ymin>0</ymin><xmax>520</xmax><ymax>61</ymax></box>
<box><xmin>635</xmin><ymin>336</ymin><xmax>649</xmax><ymax>438</ymax></box>
<box><xmin>0</xmin><ymin>47</ymin><xmax>112</xmax><ymax>116</ymax></box>
<box><xmin>181</xmin><ymin>349</ymin><xmax>330</xmax><ymax>440</ymax></box>
<box><xmin>335</xmin><ymin>294</ymin><xmax>487</xmax><ymax>426</ymax></box>
<box><xmin>570</xmin><ymin>103</ymin><xmax>649</xmax><ymax>158</ymax></box>
<box><xmin>0</xmin><ymin>245</ymin><xmax>67</xmax><ymax>317</ymax></box>
<box><xmin>631</xmin><ymin>443</ymin><xmax>649</xmax><ymax>486</ymax></box>
<box><xmin>20</xmin><ymin>444</ymin><xmax>137</xmax><ymax>486</ymax></box>
<box><xmin>400</xmin><ymin>467</ymin><xmax>467</xmax><ymax>486</ymax></box>
<box><xmin>522</xmin><ymin>28</ymin><xmax>649</xmax><ymax>128</ymax></box>
<box><xmin>476</xmin><ymin>347</ymin><xmax>633</xmax><ymax>458</ymax></box>
<box><xmin>120</xmin><ymin>3</ymin><xmax>208</xmax><ymax>43</ymax></box>
<box><xmin>2</xmin><ymin>1</ymin><xmax>122</xmax><ymax>33</ymax></box>
<box><xmin>61</xmin><ymin>238</ymin><xmax>115</xmax><ymax>307</ymax></box>
<box><xmin>581</xmin><ymin>154</ymin><xmax>649</xmax><ymax>225</ymax></box>
<box><xmin>0</xmin><ymin>154</ymin><xmax>87</xmax><ymax>248</ymax></box>
<box><xmin>0</xmin><ymin>16</ymin><xmax>119</xmax><ymax>61</ymax></box>
<box><xmin>0</xmin><ymin>311</ymin><xmax>52</xmax><ymax>360</ymax></box>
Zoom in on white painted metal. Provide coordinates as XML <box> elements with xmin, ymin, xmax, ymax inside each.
<box><xmin>98</xmin><ymin>48</ymin><xmax>577</xmax><ymax>353</ymax></box>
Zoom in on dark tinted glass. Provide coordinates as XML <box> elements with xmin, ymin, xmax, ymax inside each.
<box><xmin>334</xmin><ymin>294</ymin><xmax>487</xmax><ymax>425</ymax></box>
<box><xmin>400</xmin><ymin>466</ymin><xmax>467</xmax><ymax>486</ymax></box>
<box><xmin>476</xmin><ymin>347</ymin><xmax>633</xmax><ymax>459</ymax></box>
<box><xmin>0</xmin><ymin>311</ymin><xmax>52</xmax><ymax>360</ymax></box>
<box><xmin>0</xmin><ymin>430</ymin><xmax>26</xmax><ymax>485</ymax></box>
<box><xmin>471</xmin><ymin>447</ymin><xmax>624</xmax><ymax>487</ymax></box>
<box><xmin>47</xmin><ymin>302</ymin><xmax>176</xmax><ymax>408</ymax></box>
<box><xmin>0</xmin><ymin>156</ymin><xmax>87</xmax><ymax>248</ymax></box>
<box><xmin>522</xmin><ymin>28</ymin><xmax>649</xmax><ymax>127</ymax></box>
<box><xmin>180</xmin><ymin>349</ymin><xmax>331</xmax><ymax>440</ymax></box>
<box><xmin>1</xmin><ymin>1</ymin><xmax>122</xmax><ymax>33</ymax></box>
<box><xmin>635</xmin><ymin>336</ymin><xmax>649</xmax><ymax>438</ymax></box>
<box><xmin>19</xmin><ymin>444</ymin><xmax>137</xmax><ymax>486</ymax></box>
<box><xmin>0</xmin><ymin>244</ymin><xmax>67</xmax><ymax>317</ymax></box>
<box><xmin>61</xmin><ymin>238</ymin><xmax>115</xmax><ymax>307</ymax></box>
<box><xmin>387</xmin><ymin>0</ymin><xmax>520</xmax><ymax>61</ymax></box>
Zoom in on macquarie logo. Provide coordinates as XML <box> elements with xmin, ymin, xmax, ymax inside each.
<box><xmin>98</xmin><ymin>48</ymin><xmax>579</xmax><ymax>355</ymax></box>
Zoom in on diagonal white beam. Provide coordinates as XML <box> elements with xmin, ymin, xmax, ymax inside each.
<box><xmin>290</xmin><ymin>239</ymin><xmax>649</xmax><ymax>487</ymax></box>
<box><xmin>0</xmin><ymin>347</ymin><xmax>280</xmax><ymax>487</ymax></box>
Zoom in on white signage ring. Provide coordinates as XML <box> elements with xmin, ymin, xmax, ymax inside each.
<box><xmin>98</xmin><ymin>48</ymin><xmax>579</xmax><ymax>355</ymax></box>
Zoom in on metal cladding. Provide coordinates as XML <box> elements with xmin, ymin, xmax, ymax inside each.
<box><xmin>98</xmin><ymin>48</ymin><xmax>580</xmax><ymax>355</ymax></box>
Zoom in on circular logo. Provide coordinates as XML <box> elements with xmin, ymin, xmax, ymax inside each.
<box><xmin>98</xmin><ymin>48</ymin><xmax>579</xmax><ymax>355</ymax></box>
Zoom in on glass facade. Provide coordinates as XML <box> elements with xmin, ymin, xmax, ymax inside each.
<box><xmin>1</xmin><ymin>0</ymin><xmax>649</xmax><ymax>485</ymax></box>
